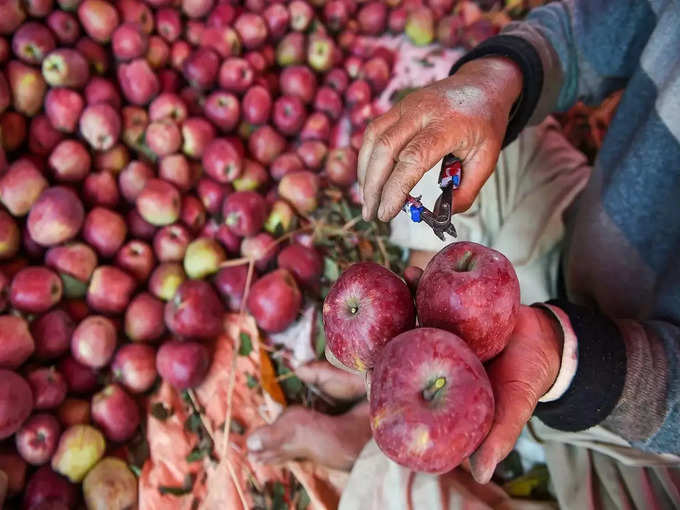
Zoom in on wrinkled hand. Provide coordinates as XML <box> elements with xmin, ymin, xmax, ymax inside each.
<box><xmin>358</xmin><ymin>56</ymin><xmax>523</xmax><ymax>222</ymax></box>
<box><xmin>469</xmin><ymin>304</ymin><xmax>563</xmax><ymax>484</ymax></box>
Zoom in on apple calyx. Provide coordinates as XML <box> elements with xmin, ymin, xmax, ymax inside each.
<box><xmin>422</xmin><ymin>376</ymin><xmax>446</xmax><ymax>401</ymax></box>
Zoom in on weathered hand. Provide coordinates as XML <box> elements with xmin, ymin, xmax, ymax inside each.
<box><xmin>469</xmin><ymin>304</ymin><xmax>563</xmax><ymax>484</ymax></box>
<box><xmin>358</xmin><ymin>56</ymin><xmax>522</xmax><ymax>222</ymax></box>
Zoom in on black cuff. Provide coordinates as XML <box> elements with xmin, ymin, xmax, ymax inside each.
<box><xmin>449</xmin><ymin>35</ymin><xmax>543</xmax><ymax>148</ymax></box>
<box><xmin>534</xmin><ymin>300</ymin><xmax>627</xmax><ymax>432</ymax></box>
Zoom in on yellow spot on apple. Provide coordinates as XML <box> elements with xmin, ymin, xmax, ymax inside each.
<box><xmin>408</xmin><ymin>425</ymin><xmax>431</xmax><ymax>454</ymax></box>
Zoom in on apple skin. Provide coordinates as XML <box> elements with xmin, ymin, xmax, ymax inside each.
<box><xmin>136</xmin><ymin>178</ymin><xmax>181</xmax><ymax>226</ymax></box>
<box><xmin>83</xmin><ymin>457</ymin><xmax>138</xmax><ymax>510</ymax></box>
<box><xmin>242</xmin><ymin>85</ymin><xmax>272</xmax><ymax>125</ymax></box>
<box><xmin>296</xmin><ymin>140</ymin><xmax>327</xmax><ymax>170</ymax></box>
<box><xmin>325</xmin><ymin>147</ymin><xmax>358</xmax><ymax>187</ymax></box>
<box><xmin>83</xmin><ymin>207</ymin><xmax>127</xmax><ymax>258</ymax></box>
<box><xmin>223</xmin><ymin>190</ymin><xmax>267</xmax><ymax>237</ymax></box>
<box><xmin>314</xmin><ymin>86</ymin><xmax>343</xmax><ymax>120</ymax></box>
<box><xmin>369</xmin><ymin>327</ymin><xmax>494</xmax><ymax>474</ymax></box>
<box><xmin>264</xmin><ymin>3</ymin><xmax>289</xmax><ymax>40</ymax></box>
<box><xmin>202</xmin><ymin>137</ymin><xmax>243</xmax><ymax>183</ymax></box>
<box><xmin>196</xmin><ymin>178</ymin><xmax>230</xmax><ymax>215</ymax></box>
<box><xmin>78</xmin><ymin>0</ymin><xmax>119</xmax><ymax>43</ymax></box>
<box><xmin>241</xmin><ymin>232</ymin><xmax>278</xmax><ymax>272</ymax></box>
<box><xmin>41</xmin><ymin>48</ymin><xmax>90</xmax><ymax>88</ymax></box>
<box><xmin>247</xmin><ymin>268</ymin><xmax>301</xmax><ymax>333</ymax></box>
<box><xmin>153</xmin><ymin>224</ymin><xmax>191</xmax><ymax>262</ymax></box>
<box><xmin>345</xmin><ymin>78</ymin><xmax>371</xmax><ymax>106</ymax></box>
<box><xmin>280</xmin><ymin>65</ymin><xmax>317</xmax><ymax>103</ymax></box>
<box><xmin>0</xmin><ymin>449</ymin><xmax>27</xmax><ymax>495</ymax></box>
<box><xmin>270</xmin><ymin>152</ymin><xmax>304</xmax><ymax>181</ymax></box>
<box><xmin>182</xmin><ymin>117</ymin><xmax>216</xmax><ymax>159</ymax></box>
<box><xmin>149</xmin><ymin>262</ymin><xmax>186</xmax><ymax>301</ymax></box>
<box><xmin>289</xmin><ymin>0</ymin><xmax>313</xmax><ymax>31</ymax></box>
<box><xmin>76</xmin><ymin>36</ymin><xmax>110</xmax><ymax>76</ymax></box>
<box><xmin>85</xmin><ymin>76</ymin><xmax>121</xmax><ymax>108</ymax></box>
<box><xmin>301</xmin><ymin>112</ymin><xmax>331</xmax><ymax>142</ymax></box>
<box><xmin>184</xmin><ymin>237</ymin><xmax>226</xmax><ymax>279</ymax></box>
<box><xmin>71</xmin><ymin>315</ymin><xmax>117</xmax><ymax>369</ymax></box>
<box><xmin>91</xmin><ymin>384</ymin><xmax>140</xmax><ymax>442</ymax></box>
<box><xmin>273</xmin><ymin>94</ymin><xmax>306</xmax><ymax>136</ymax></box>
<box><xmin>145</xmin><ymin>118</ymin><xmax>181</xmax><ymax>157</ymax></box>
<box><xmin>415</xmin><ymin>241</ymin><xmax>520</xmax><ymax>362</ymax></box>
<box><xmin>115</xmin><ymin>240</ymin><xmax>155</xmax><ymax>283</ymax></box>
<box><xmin>218</xmin><ymin>57</ymin><xmax>254</xmax><ymax>93</ymax></box>
<box><xmin>0</xmin><ymin>0</ymin><xmax>26</xmax><ymax>36</ymax></box>
<box><xmin>15</xmin><ymin>413</ymin><xmax>62</xmax><ymax>466</ymax></box>
<box><xmin>0</xmin><ymin>111</ymin><xmax>27</xmax><ymax>150</ymax></box>
<box><xmin>277</xmin><ymin>243</ymin><xmax>323</xmax><ymax>289</ymax></box>
<box><xmin>146</xmin><ymin>35</ymin><xmax>170</xmax><ymax>68</ymax></box>
<box><xmin>164</xmin><ymin>279</ymin><xmax>223</xmax><ymax>339</ymax></box>
<box><xmin>126</xmin><ymin>209</ymin><xmax>156</xmax><ymax>241</ymax></box>
<box><xmin>358</xmin><ymin>1</ymin><xmax>387</xmax><ymax>35</ymax></box>
<box><xmin>324</xmin><ymin>67</ymin><xmax>349</xmax><ymax>93</ymax></box>
<box><xmin>10</xmin><ymin>266</ymin><xmax>62</xmax><ymax>313</ymax></box>
<box><xmin>27</xmin><ymin>367</ymin><xmax>68</xmax><ymax>410</ymax></box>
<box><xmin>156</xmin><ymin>340</ymin><xmax>210</xmax><ymax>390</ymax></box>
<box><xmin>48</xmin><ymin>11</ymin><xmax>81</xmax><ymax>46</ymax></box>
<box><xmin>23</xmin><ymin>466</ymin><xmax>78</xmax><ymax>510</ymax></box>
<box><xmin>0</xmin><ymin>160</ymin><xmax>47</xmax><ymax>217</ymax></box>
<box><xmin>0</xmin><ymin>369</ymin><xmax>34</xmax><ymax>439</ymax></box>
<box><xmin>48</xmin><ymin>140</ymin><xmax>91</xmax><ymax>182</ymax></box>
<box><xmin>248</xmin><ymin>125</ymin><xmax>286</xmax><ymax>165</ymax></box>
<box><xmin>0</xmin><ymin>210</ymin><xmax>20</xmax><ymax>260</ymax></box>
<box><xmin>323</xmin><ymin>262</ymin><xmax>416</xmax><ymax>371</ymax></box>
<box><xmin>86</xmin><ymin>266</ymin><xmax>136</xmax><ymax>315</ymax></box>
<box><xmin>28</xmin><ymin>186</ymin><xmax>85</xmax><ymax>247</ymax></box>
<box><xmin>275</xmin><ymin>32</ymin><xmax>305</xmax><ymax>67</ymax></box>
<box><xmin>51</xmin><ymin>424</ymin><xmax>106</xmax><ymax>482</ymax></box>
<box><xmin>8</xmin><ymin>60</ymin><xmax>47</xmax><ymax>117</ymax></box>
<box><xmin>279</xmin><ymin>170</ymin><xmax>320</xmax><ymax>214</ymax></box>
<box><xmin>156</xmin><ymin>7</ymin><xmax>182</xmax><ymax>42</ymax></box>
<box><xmin>58</xmin><ymin>356</ymin><xmax>99</xmax><ymax>395</ymax></box>
<box><xmin>112</xmin><ymin>22</ymin><xmax>148</xmax><ymax>61</ymax></box>
<box><xmin>111</xmin><ymin>343</ymin><xmax>157</xmax><ymax>393</ymax></box>
<box><xmin>213</xmin><ymin>264</ymin><xmax>248</xmax><ymax>311</ymax></box>
<box><xmin>117</xmin><ymin>58</ymin><xmax>160</xmax><ymax>105</ymax></box>
<box><xmin>31</xmin><ymin>309</ymin><xmax>75</xmax><ymax>360</ymax></box>
<box><xmin>119</xmin><ymin>160</ymin><xmax>154</xmax><ymax>203</ymax></box>
<box><xmin>44</xmin><ymin>87</ymin><xmax>83</xmax><ymax>133</ymax></box>
<box><xmin>28</xmin><ymin>115</ymin><xmax>64</xmax><ymax>156</ymax></box>
<box><xmin>57</xmin><ymin>398</ymin><xmax>91</xmax><ymax>428</ymax></box>
<box><xmin>124</xmin><ymin>291</ymin><xmax>165</xmax><ymax>343</ymax></box>
<box><xmin>45</xmin><ymin>242</ymin><xmax>98</xmax><ymax>284</ymax></box>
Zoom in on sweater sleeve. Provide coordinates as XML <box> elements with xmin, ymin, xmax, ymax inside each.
<box><xmin>450</xmin><ymin>0</ymin><xmax>657</xmax><ymax>145</ymax></box>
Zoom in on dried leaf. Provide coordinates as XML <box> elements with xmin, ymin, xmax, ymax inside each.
<box><xmin>150</xmin><ymin>402</ymin><xmax>172</xmax><ymax>421</ymax></box>
<box><xmin>259</xmin><ymin>348</ymin><xmax>286</xmax><ymax>406</ymax></box>
<box><xmin>239</xmin><ymin>331</ymin><xmax>253</xmax><ymax>356</ymax></box>
<box><xmin>186</xmin><ymin>447</ymin><xmax>209</xmax><ymax>463</ymax></box>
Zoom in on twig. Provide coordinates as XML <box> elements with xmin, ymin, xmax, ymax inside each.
<box><xmin>377</xmin><ymin>237</ymin><xmax>390</xmax><ymax>268</ymax></box>
<box><xmin>186</xmin><ymin>389</ymin><xmax>215</xmax><ymax>440</ymax></box>
<box><xmin>341</xmin><ymin>215</ymin><xmax>363</xmax><ymax>232</ymax></box>
<box><xmin>225</xmin><ymin>459</ymin><xmax>249</xmax><ymax>510</ymax></box>
<box><xmin>275</xmin><ymin>371</ymin><xmax>298</xmax><ymax>382</ymax></box>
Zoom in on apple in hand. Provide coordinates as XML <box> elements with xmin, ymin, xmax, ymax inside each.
<box><xmin>247</xmin><ymin>269</ymin><xmax>301</xmax><ymax>333</ymax></box>
<box><xmin>416</xmin><ymin>241</ymin><xmax>520</xmax><ymax>361</ymax></box>
<box><xmin>370</xmin><ymin>327</ymin><xmax>494</xmax><ymax>474</ymax></box>
<box><xmin>91</xmin><ymin>384</ymin><xmax>140</xmax><ymax>442</ymax></box>
<box><xmin>323</xmin><ymin>262</ymin><xmax>416</xmax><ymax>371</ymax></box>
<box><xmin>156</xmin><ymin>340</ymin><xmax>210</xmax><ymax>390</ymax></box>
<box><xmin>15</xmin><ymin>413</ymin><xmax>61</xmax><ymax>465</ymax></box>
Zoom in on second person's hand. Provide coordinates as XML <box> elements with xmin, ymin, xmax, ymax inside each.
<box><xmin>358</xmin><ymin>56</ymin><xmax>523</xmax><ymax>222</ymax></box>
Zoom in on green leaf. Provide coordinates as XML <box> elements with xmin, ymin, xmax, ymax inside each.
<box><xmin>129</xmin><ymin>464</ymin><xmax>142</xmax><ymax>477</ymax></box>
<box><xmin>246</xmin><ymin>373</ymin><xmax>258</xmax><ymax>388</ymax></box>
<box><xmin>315</xmin><ymin>313</ymin><xmax>326</xmax><ymax>359</ymax></box>
<box><xmin>184</xmin><ymin>413</ymin><xmax>202</xmax><ymax>434</ymax></box>
<box><xmin>150</xmin><ymin>402</ymin><xmax>172</xmax><ymax>421</ymax></box>
<box><xmin>272</xmin><ymin>481</ymin><xmax>287</xmax><ymax>510</ymax></box>
<box><xmin>323</xmin><ymin>257</ymin><xmax>339</xmax><ymax>282</ymax></box>
<box><xmin>238</xmin><ymin>332</ymin><xmax>253</xmax><ymax>356</ymax></box>
<box><xmin>158</xmin><ymin>473</ymin><xmax>195</xmax><ymax>496</ymax></box>
<box><xmin>186</xmin><ymin>446</ymin><xmax>209</xmax><ymax>463</ymax></box>
<box><xmin>275</xmin><ymin>359</ymin><xmax>303</xmax><ymax>401</ymax></box>
<box><xmin>60</xmin><ymin>273</ymin><xmax>88</xmax><ymax>298</ymax></box>
<box><xmin>296</xmin><ymin>487</ymin><xmax>311</xmax><ymax>510</ymax></box>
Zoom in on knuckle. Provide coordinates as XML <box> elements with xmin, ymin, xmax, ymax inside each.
<box><xmin>374</xmin><ymin>134</ymin><xmax>394</xmax><ymax>155</ymax></box>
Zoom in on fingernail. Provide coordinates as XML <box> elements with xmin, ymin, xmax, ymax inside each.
<box><xmin>470</xmin><ymin>452</ymin><xmax>494</xmax><ymax>485</ymax></box>
<box><xmin>246</xmin><ymin>434</ymin><xmax>263</xmax><ymax>452</ymax></box>
<box><xmin>377</xmin><ymin>205</ymin><xmax>385</xmax><ymax>220</ymax></box>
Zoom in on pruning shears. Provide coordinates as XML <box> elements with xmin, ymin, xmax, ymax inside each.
<box><xmin>401</xmin><ymin>154</ymin><xmax>462</xmax><ymax>241</ymax></box>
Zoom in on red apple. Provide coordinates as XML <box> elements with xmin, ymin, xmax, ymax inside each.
<box><xmin>323</xmin><ymin>262</ymin><xmax>415</xmax><ymax>371</ymax></box>
<box><xmin>358</xmin><ymin>1</ymin><xmax>387</xmax><ymax>34</ymax></box>
<box><xmin>86</xmin><ymin>266</ymin><xmax>136</xmax><ymax>314</ymax></box>
<box><xmin>324</xmin><ymin>67</ymin><xmax>349</xmax><ymax>93</ymax></box>
<box><xmin>279</xmin><ymin>170</ymin><xmax>320</xmax><ymax>213</ymax></box>
<box><xmin>164</xmin><ymin>279</ymin><xmax>223</xmax><ymax>339</ymax></box>
<box><xmin>0</xmin><ymin>111</ymin><xmax>27</xmax><ymax>150</ymax></box>
<box><xmin>296</xmin><ymin>140</ymin><xmax>328</xmax><ymax>170</ymax></box>
<box><xmin>270</xmin><ymin>152</ymin><xmax>304</xmax><ymax>181</ymax></box>
<box><xmin>82</xmin><ymin>208</ymin><xmax>127</xmax><ymax>258</ymax></box>
<box><xmin>156</xmin><ymin>340</ymin><xmax>209</xmax><ymax>390</ymax></box>
<box><xmin>223</xmin><ymin>190</ymin><xmax>267</xmax><ymax>237</ymax></box>
<box><xmin>71</xmin><ymin>315</ymin><xmax>117</xmax><ymax>368</ymax></box>
<box><xmin>51</xmin><ymin>424</ymin><xmax>105</xmax><ymax>482</ymax></box>
<box><xmin>23</xmin><ymin>466</ymin><xmax>77</xmax><ymax>510</ymax></box>
<box><xmin>144</xmin><ymin>118</ymin><xmax>180</xmax><ymax>157</ymax></box>
<box><xmin>82</xmin><ymin>171</ymin><xmax>120</xmax><ymax>208</ymax></box>
<box><xmin>289</xmin><ymin>0</ymin><xmax>313</xmax><ymax>31</ymax></box>
<box><xmin>280</xmin><ymin>65</ymin><xmax>316</xmax><ymax>103</ymax></box>
<box><xmin>234</xmin><ymin>12</ymin><xmax>268</xmax><ymax>50</ymax></box>
<box><xmin>44</xmin><ymin>88</ymin><xmax>83</xmax><ymax>134</ymax></box>
<box><xmin>324</xmin><ymin>0</ymin><xmax>349</xmax><ymax>31</ymax></box>
<box><xmin>182</xmin><ymin>47</ymin><xmax>219</xmax><ymax>90</ymax></box>
<box><xmin>370</xmin><ymin>327</ymin><xmax>494</xmax><ymax>473</ymax></box>
<box><xmin>117</xmin><ymin>0</ymin><xmax>153</xmax><ymax>33</ymax></box>
<box><xmin>242</xmin><ymin>85</ymin><xmax>272</xmax><ymax>125</ymax></box>
<box><xmin>41</xmin><ymin>49</ymin><xmax>89</xmax><ymax>88</ymax></box>
<box><xmin>249</xmin><ymin>125</ymin><xmax>286</xmax><ymax>165</ymax></box>
<box><xmin>78</xmin><ymin>0</ymin><xmax>119</xmax><ymax>42</ymax></box>
<box><xmin>8</xmin><ymin>60</ymin><xmax>47</xmax><ymax>116</ymax></box>
<box><xmin>233</xmin><ymin>158</ymin><xmax>268</xmax><ymax>191</ymax></box>
<box><xmin>361</xmin><ymin>57</ymin><xmax>390</xmax><ymax>93</ymax></box>
<box><xmin>264</xmin><ymin>199</ymin><xmax>295</xmax><ymax>235</ymax></box>
<box><xmin>136</xmin><ymin>178</ymin><xmax>181</xmax><ymax>226</ymax></box>
<box><xmin>10</xmin><ymin>266</ymin><xmax>62</xmax><ymax>313</ymax></box>
<box><xmin>156</xmin><ymin>7</ymin><xmax>182</xmax><ymax>42</ymax></box>
<box><xmin>148</xmin><ymin>262</ymin><xmax>185</xmax><ymax>301</ymax></box>
<box><xmin>307</xmin><ymin>33</ymin><xmax>336</xmax><ymax>72</ymax></box>
<box><xmin>95</xmin><ymin>144</ymin><xmax>129</xmax><ymax>176</ymax></box>
<box><xmin>215</xmin><ymin>223</ymin><xmax>241</xmax><ymax>255</ymax></box>
<box><xmin>207</xmin><ymin>3</ymin><xmax>235</xmax><ymax>27</ymax></box>
<box><xmin>0</xmin><ymin>0</ymin><xmax>26</xmax><ymax>36</ymax></box>
<box><xmin>218</xmin><ymin>58</ymin><xmax>254</xmax><ymax>93</ymax></box>
<box><xmin>437</xmin><ymin>14</ymin><xmax>463</xmax><ymax>47</ymax></box>
<box><xmin>125</xmin><ymin>292</ymin><xmax>165</xmax><ymax>342</ymax></box>
<box><xmin>48</xmin><ymin>140</ymin><xmax>91</xmax><ymax>183</ymax></box>
<box><xmin>23</xmin><ymin>227</ymin><xmax>47</xmax><ymax>260</ymax></box>
<box><xmin>196</xmin><ymin>177</ymin><xmax>229</xmax><ymax>214</ymax></box>
<box><xmin>12</xmin><ymin>22</ymin><xmax>56</xmax><ymax>65</ymax></box>
<box><xmin>29</xmin><ymin>115</ymin><xmax>63</xmax><ymax>156</ymax></box>
<box><xmin>241</xmin><ymin>232</ymin><xmax>278</xmax><ymax>272</ymax></box>
<box><xmin>83</xmin><ymin>457</ymin><xmax>138</xmax><ymax>510</ymax></box>
<box><xmin>117</xmin><ymin>58</ymin><xmax>159</xmax><ymax>105</ymax></box>
<box><xmin>314</xmin><ymin>86</ymin><xmax>342</xmax><ymax>120</ymax></box>
<box><xmin>118</xmin><ymin>160</ymin><xmax>153</xmax><ymax>203</ymax></box>
<box><xmin>264</xmin><ymin>3</ymin><xmax>289</xmax><ymax>39</ymax></box>
<box><xmin>345</xmin><ymin>79</ymin><xmax>371</xmax><ymax>106</ymax></box>
<box><xmin>0</xmin><ymin>211</ymin><xmax>20</xmax><ymax>260</ymax></box>
<box><xmin>389</xmin><ymin>7</ymin><xmax>408</xmax><ymax>32</ymax></box>
<box><xmin>79</xmin><ymin>103</ymin><xmax>121</xmax><ymax>151</ymax></box>
<box><xmin>203</xmin><ymin>90</ymin><xmax>240</xmax><ymax>133</ymax></box>
<box><xmin>277</xmin><ymin>243</ymin><xmax>323</xmax><ymax>289</ymax></box>
<box><xmin>0</xmin><ymin>449</ymin><xmax>27</xmax><ymax>495</ymax></box>
<box><xmin>126</xmin><ymin>209</ymin><xmax>156</xmax><ymax>240</ymax></box>
<box><xmin>202</xmin><ymin>137</ymin><xmax>242</xmax><ymax>184</ymax></box>
<box><xmin>272</xmin><ymin>95</ymin><xmax>306</xmax><ymax>136</ymax></box>
<box><xmin>183</xmin><ymin>237</ymin><xmax>225</xmax><ymax>278</ymax></box>
<box><xmin>111</xmin><ymin>22</ymin><xmax>148</xmax><ymax>61</ymax></box>
<box><xmin>325</xmin><ymin>146</ymin><xmax>357</xmax><ymax>187</ymax></box>
<box><xmin>415</xmin><ymin>242</ymin><xmax>520</xmax><ymax>361</ymax></box>
<box><xmin>28</xmin><ymin>367</ymin><xmax>68</xmax><ymax>410</ymax></box>
<box><xmin>76</xmin><ymin>36</ymin><xmax>109</xmax><ymax>75</ymax></box>
<box><xmin>58</xmin><ymin>356</ymin><xmax>99</xmax><ymax>394</ymax></box>
<box><xmin>44</xmin><ymin>243</ymin><xmax>97</xmax><ymax>287</ymax></box>
<box><xmin>247</xmin><ymin>269</ymin><xmax>301</xmax><ymax>332</ymax></box>
<box><xmin>15</xmin><ymin>413</ymin><xmax>61</xmax><ymax>466</ymax></box>
<box><xmin>0</xmin><ymin>369</ymin><xmax>33</xmax><ymax>439</ymax></box>
<box><xmin>121</xmin><ymin>105</ymin><xmax>148</xmax><ymax>148</ymax></box>
<box><xmin>111</xmin><ymin>343</ymin><xmax>157</xmax><ymax>394</ymax></box>
<box><xmin>182</xmin><ymin>0</ymin><xmax>213</xmax><ymax>18</ymax></box>
<box><xmin>31</xmin><ymin>309</ymin><xmax>75</xmax><ymax>360</ymax></box>
<box><xmin>180</xmin><ymin>194</ymin><xmax>206</xmax><ymax>232</ymax></box>
<box><xmin>57</xmin><ymin>398</ymin><xmax>91</xmax><ymax>428</ymax></box>
<box><xmin>213</xmin><ymin>264</ymin><xmax>248</xmax><ymax>311</ymax></box>
<box><xmin>275</xmin><ymin>31</ymin><xmax>305</xmax><ymax>67</ymax></box>
<box><xmin>301</xmin><ymin>112</ymin><xmax>331</xmax><ymax>142</ymax></box>
<box><xmin>200</xmin><ymin>25</ymin><xmax>241</xmax><ymax>58</ymax></box>
<box><xmin>0</xmin><ymin>315</ymin><xmax>34</xmax><ymax>369</ymax></box>
<box><xmin>153</xmin><ymin>224</ymin><xmax>190</xmax><ymax>262</ymax></box>
<box><xmin>115</xmin><ymin>240</ymin><xmax>154</xmax><ymax>283</ymax></box>
<box><xmin>91</xmin><ymin>384</ymin><xmax>140</xmax><ymax>442</ymax></box>
<box><xmin>0</xmin><ymin>159</ymin><xmax>48</xmax><ymax>216</ymax></box>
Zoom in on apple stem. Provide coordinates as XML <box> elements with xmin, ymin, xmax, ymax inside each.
<box><xmin>422</xmin><ymin>376</ymin><xmax>446</xmax><ymax>401</ymax></box>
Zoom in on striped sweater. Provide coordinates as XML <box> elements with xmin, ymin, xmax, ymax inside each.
<box><xmin>452</xmin><ymin>0</ymin><xmax>680</xmax><ymax>454</ymax></box>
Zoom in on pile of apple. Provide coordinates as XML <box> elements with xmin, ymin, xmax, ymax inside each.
<box><xmin>323</xmin><ymin>241</ymin><xmax>521</xmax><ymax>473</ymax></box>
<box><xmin>0</xmin><ymin>0</ymin><xmax>503</xmax><ymax>505</ymax></box>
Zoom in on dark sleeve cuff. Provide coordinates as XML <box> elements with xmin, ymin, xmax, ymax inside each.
<box><xmin>449</xmin><ymin>34</ymin><xmax>544</xmax><ymax>148</ymax></box>
<box><xmin>533</xmin><ymin>300</ymin><xmax>627</xmax><ymax>432</ymax></box>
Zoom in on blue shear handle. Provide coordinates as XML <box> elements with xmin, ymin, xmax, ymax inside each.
<box><xmin>409</xmin><ymin>204</ymin><xmax>423</xmax><ymax>222</ymax></box>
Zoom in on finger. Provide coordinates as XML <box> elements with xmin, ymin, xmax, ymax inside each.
<box><xmin>469</xmin><ymin>379</ymin><xmax>538</xmax><ymax>484</ymax></box>
<box><xmin>451</xmin><ymin>139</ymin><xmax>502</xmax><ymax>213</ymax></box>
<box><xmin>377</xmin><ymin>126</ymin><xmax>449</xmax><ymax>221</ymax></box>
<box><xmin>362</xmin><ymin>113</ymin><xmax>424</xmax><ymax>220</ymax></box>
